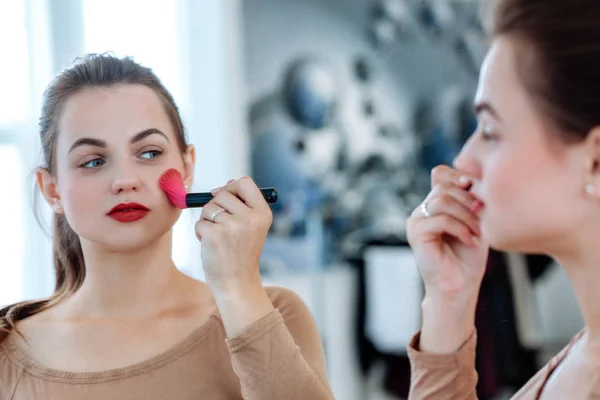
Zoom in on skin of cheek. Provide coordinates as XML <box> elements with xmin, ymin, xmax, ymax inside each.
<box><xmin>480</xmin><ymin>133</ymin><xmax>583</xmax><ymax>253</ymax></box>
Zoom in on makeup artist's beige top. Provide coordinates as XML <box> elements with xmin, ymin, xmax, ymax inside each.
<box><xmin>408</xmin><ymin>329</ymin><xmax>590</xmax><ymax>399</ymax></box>
<box><xmin>0</xmin><ymin>287</ymin><xmax>333</xmax><ymax>400</ymax></box>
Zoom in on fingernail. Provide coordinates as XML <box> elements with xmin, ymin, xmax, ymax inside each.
<box><xmin>472</xmin><ymin>236</ymin><xmax>480</xmax><ymax>247</ymax></box>
<box><xmin>458</xmin><ymin>175</ymin><xmax>471</xmax><ymax>185</ymax></box>
<box><xmin>211</xmin><ymin>186</ymin><xmax>223</xmax><ymax>194</ymax></box>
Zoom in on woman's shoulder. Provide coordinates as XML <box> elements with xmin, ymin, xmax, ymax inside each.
<box><xmin>261</xmin><ymin>286</ymin><xmax>324</xmax><ymax>350</ymax></box>
<box><xmin>264</xmin><ymin>286</ymin><xmax>305</xmax><ymax>307</ymax></box>
<box><xmin>264</xmin><ymin>286</ymin><xmax>314</xmax><ymax>321</ymax></box>
<box><xmin>0</xmin><ymin>305</ymin><xmax>53</xmax><ymax>363</ymax></box>
<box><xmin>0</xmin><ymin>332</ymin><xmax>23</xmax><ymax>397</ymax></box>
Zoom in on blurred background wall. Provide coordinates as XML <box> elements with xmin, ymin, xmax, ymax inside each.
<box><xmin>0</xmin><ymin>1</ymin><xmax>584</xmax><ymax>399</ymax></box>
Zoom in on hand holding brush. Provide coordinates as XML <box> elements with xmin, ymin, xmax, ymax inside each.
<box><xmin>159</xmin><ymin>168</ymin><xmax>278</xmax><ymax>338</ymax></box>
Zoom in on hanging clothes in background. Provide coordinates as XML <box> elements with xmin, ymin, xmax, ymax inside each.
<box><xmin>348</xmin><ymin>241</ymin><xmax>553</xmax><ymax>399</ymax></box>
<box><xmin>475</xmin><ymin>250</ymin><xmax>544</xmax><ymax>398</ymax></box>
<box><xmin>347</xmin><ymin>237</ymin><xmax>413</xmax><ymax>398</ymax></box>
<box><xmin>363</xmin><ymin>246</ymin><xmax>422</xmax><ymax>355</ymax></box>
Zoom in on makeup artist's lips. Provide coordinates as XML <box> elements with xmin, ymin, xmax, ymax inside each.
<box><xmin>107</xmin><ymin>202</ymin><xmax>150</xmax><ymax>223</ymax></box>
<box><xmin>470</xmin><ymin>193</ymin><xmax>485</xmax><ymax>215</ymax></box>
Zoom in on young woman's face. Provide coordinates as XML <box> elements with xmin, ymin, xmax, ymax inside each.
<box><xmin>51</xmin><ymin>84</ymin><xmax>194</xmax><ymax>251</ymax></box>
<box><xmin>454</xmin><ymin>36</ymin><xmax>590</xmax><ymax>254</ymax></box>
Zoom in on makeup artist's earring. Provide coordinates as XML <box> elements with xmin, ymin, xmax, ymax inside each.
<box><xmin>184</xmin><ymin>184</ymin><xmax>189</xmax><ymax>191</ymax></box>
<box><xmin>586</xmin><ymin>184</ymin><xmax>596</xmax><ymax>195</ymax></box>
<box><xmin>54</xmin><ymin>203</ymin><xmax>62</xmax><ymax>213</ymax></box>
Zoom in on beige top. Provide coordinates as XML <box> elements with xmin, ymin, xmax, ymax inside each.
<box><xmin>0</xmin><ymin>287</ymin><xmax>333</xmax><ymax>400</ymax></box>
<box><xmin>408</xmin><ymin>329</ymin><xmax>589</xmax><ymax>399</ymax></box>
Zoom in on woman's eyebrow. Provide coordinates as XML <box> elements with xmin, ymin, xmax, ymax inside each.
<box><xmin>68</xmin><ymin>128</ymin><xmax>170</xmax><ymax>155</ymax></box>
<box><xmin>474</xmin><ymin>101</ymin><xmax>502</xmax><ymax>121</ymax></box>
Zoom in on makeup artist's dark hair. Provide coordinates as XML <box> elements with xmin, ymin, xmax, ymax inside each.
<box><xmin>0</xmin><ymin>53</ymin><xmax>188</xmax><ymax>341</ymax></box>
<box><xmin>485</xmin><ymin>0</ymin><xmax>600</xmax><ymax>143</ymax></box>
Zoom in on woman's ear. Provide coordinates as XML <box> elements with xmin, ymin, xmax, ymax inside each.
<box><xmin>583</xmin><ymin>128</ymin><xmax>600</xmax><ymax>198</ymax></box>
<box><xmin>36</xmin><ymin>167</ymin><xmax>63</xmax><ymax>214</ymax></box>
<box><xmin>182</xmin><ymin>144</ymin><xmax>196</xmax><ymax>190</ymax></box>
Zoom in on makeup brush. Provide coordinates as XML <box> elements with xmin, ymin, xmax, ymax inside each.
<box><xmin>159</xmin><ymin>168</ymin><xmax>278</xmax><ymax>209</ymax></box>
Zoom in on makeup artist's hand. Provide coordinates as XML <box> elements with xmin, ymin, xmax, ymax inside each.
<box><xmin>194</xmin><ymin>176</ymin><xmax>275</xmax><ymax>337</ymax></box>
<box><xmin>407</xmin><ymin>165</ymin><xmax>488</xmax><ymax>297</ymax></box>
<box><xmin>406</xmin><ymin>165</ymin><xmax>489</xmax><ymax>353</ymax></box>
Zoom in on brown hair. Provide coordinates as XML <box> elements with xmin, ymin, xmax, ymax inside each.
<box><xmin>0</xmin><ymin>53</ymin><xmax>188</xmax><ymax>342</ymax></box>
<box><xmin>486</xmin><ymin>0</ymin><xmax>600</xmax><ymax>143</ymax></box>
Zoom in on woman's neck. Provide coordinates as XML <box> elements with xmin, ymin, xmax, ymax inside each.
<box><xmin>61</xmin><ymin>231</ymin><xmax>195</xmax><ymax>320</ymax></box>
<box><xmin>555</xmin><ymin>232</ymin><xmax>600</xmax><ymax>346</ymax></box>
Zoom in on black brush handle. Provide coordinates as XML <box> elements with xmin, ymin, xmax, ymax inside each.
<box><xmin>185</xmin><ymin>187</ymin><xmax>278</xmax><ymax>208</ymax></box>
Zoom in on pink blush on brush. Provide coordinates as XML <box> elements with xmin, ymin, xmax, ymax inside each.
<box><xmin>158</xmin><ymin>168</ymin><xmax>278</xmax><ymax>209</ymax></box>
<box><xmin>158</xmin><ymin>168</ymin><xmax>187</xmax><ymax>209</ymax></box>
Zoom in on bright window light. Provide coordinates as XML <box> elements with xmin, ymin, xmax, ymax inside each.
<box><xmin>0</xmin><ymin>0</ymin><xmax>30</xmax><ymax>125</ymax></box>
<box><xmin>0</xmin><ymin>145</ymin><xmax>24</xmax><ymax>306</ymax></box>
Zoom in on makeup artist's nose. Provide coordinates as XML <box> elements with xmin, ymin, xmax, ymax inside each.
<box><xmin>111</xmin><ymin>163</ymin><xmax>142</xmax><ymax>194</ymax></box>
<box><xmin>452</xmin><ymin>134</ymin><xmax>480</xmax><ymax>177</ymax></box>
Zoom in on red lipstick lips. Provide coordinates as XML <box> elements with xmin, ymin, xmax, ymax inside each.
<box><xmin>107</xmin><ymin>202</ymin><xmax>150</xmax><ymax>223</ymax></box>
<box><xmin>469</xmin><ymin>193</ymin><xmax>485</xmax><ymax>215</ymax></box>
<box><xmin>471</xmin><ymin>199</ymin><xmax>485</xmax><ymax>215</ymax></box>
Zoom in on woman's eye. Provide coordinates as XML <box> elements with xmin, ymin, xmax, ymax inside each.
<box><xmin>80</xmin><ymin>158</ymin><xmax>105</xmax><ymax>169</ymax></box>
<box><xmin>140</xmin><ymin>150</ymin><xmax>162</xmax><ymax>160</ymax></box>
<box><xmin>481</xmin><ymin>124</ymin><xmax>497</xmax><ymax>142</ymax></box>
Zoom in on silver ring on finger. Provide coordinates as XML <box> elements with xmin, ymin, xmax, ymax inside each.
<box><xmin>210</xmin><ymin>207</ymin><xmax>226</xmax><ymax>223</ymax></box>
<box><xmin>420</xmin><ymin>201</ymin><xmax>431</xmax><ymax>218</ymax></box>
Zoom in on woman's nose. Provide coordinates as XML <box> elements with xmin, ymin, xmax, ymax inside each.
<box><xmin>452</xmin><ymin>135</ymin><xmax>480</xmax><ymax>176</ymax></box>
<box><xmin>111</xmin><ymin>162</ymin><xmax>142</xmax><ymax>194</ymax></box>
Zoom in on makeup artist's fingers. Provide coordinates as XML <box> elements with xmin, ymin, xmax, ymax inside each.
<box><xmin>429</xmin><ymin>182</ymin><xmax>477</xmax><ymax>209</ymax></box>
<box><xmin>200</xmin><ymin>202</ymin><xmax>232</xmax><ymax>224</ymax></box>
<box><xmin>210</xmin><ymin>190</ymin><xmax>247</xmax><ymax>216</ymax></box>
<box><xmin>419</xmin><ymin>184</ymin><xmax>480</xmax><ymax>234</ymax></box>
<box><xmin>431</xmin><ymin>165</ymin><xmax>472</xmax><ymax>189</ymax></box>
<box><xmin>409</xmin><ymin>212</ymin><xmax>477</xmax><ymax>247</ymax></box>
<box><xmin>216</xmin><ymin>176</ymin><xmax>270</xmax><ymax>211</ymax></box>
<box><xmin>195</xmin><ymin>219</ymin><xmax>217</xmax><ymax>242</ymax></box>
<box><xmin>420</xmin><ymin>193</ymin><xmax>480</xmax><ymax>235</ymax></box>
<box><xmin>209</xmin><ymin>179</ymin><xmax>236</xmax><ymax>194</ymax></box>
